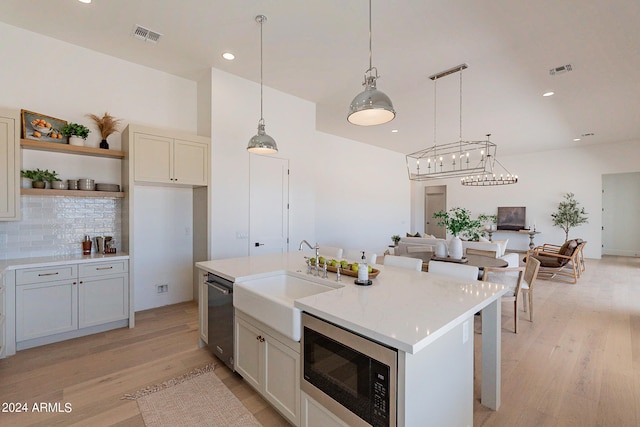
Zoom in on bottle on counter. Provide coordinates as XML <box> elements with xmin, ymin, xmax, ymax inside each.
<box><xmin>82</xmin><ymin>235</ymin><xmax>92</xmax><ymax>255</ymax></box>
<box><xmin>358</xmin><ymin>251</ymin><xmax>368</xmax><ymax>283</ymax></box>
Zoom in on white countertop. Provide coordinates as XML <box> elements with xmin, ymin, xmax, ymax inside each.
<box><xmin>196</xmin><ymin>252</ymin><xmax>508</xmax><ymax>354</ymax></box>
<box><xmin>0</xmin><ymin>253</ymin><xmax>130</xmax><ymax>276</ymax></box>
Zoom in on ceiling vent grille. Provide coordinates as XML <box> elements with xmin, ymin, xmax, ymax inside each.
<box><xmin>549</xmin><ymin>64</ymin><xmax>572</xmax><ymax>75</ymax></box>
<box><xmin>132</xmin><ymin>24</ymin><xmax>162</xmax><ymax>44</ymax></box>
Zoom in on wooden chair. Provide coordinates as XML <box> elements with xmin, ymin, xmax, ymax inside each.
<box><xmin>465</xmin><ymin>248</ymin><xmax>497</xmax><ymax>258</ymax></box>
<box><xmin>427</xmin><ymin>260</ymin><xmax>479</xmax><ymax>281</ymax></box>
<box><xmin>483</xmin><ymin>266</ymin><xmax>523</xmax><ymax>332</ymax></box>
<box><xmin>573</xmin><ymin>239</ymin><xmax>587</xmax><ymax>276</ymax></box>
<box><xmin>383</xmin><ymin>255</ymin><xmax>423</xmax><ymax>271</ymax></box>
<box><xmin>527</xmin><ymin>239</ymin><xmax>580</xmax><ymax>284</ymax></box>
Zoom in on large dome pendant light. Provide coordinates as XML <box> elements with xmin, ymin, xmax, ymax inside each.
<box><xmin>247</xmin><ymin>15</ymin><xmax>278</xmax><ymax>154</ymax></box>
<box><xmin>347</xmin><ymin>0</ymin><xmax>395</xmax><ymax>126</ymax></box>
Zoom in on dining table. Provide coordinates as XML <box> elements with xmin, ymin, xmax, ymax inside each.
<box><xmin>405</xmin><ymin>252</ymin><xmax>509</xmax><ymax>272</ymax></box>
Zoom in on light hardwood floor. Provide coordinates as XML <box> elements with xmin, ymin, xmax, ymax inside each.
<box><xmin>1</xmin><ymin>255</ymin><xmax>638</xmax><ymax>426</ymax></box>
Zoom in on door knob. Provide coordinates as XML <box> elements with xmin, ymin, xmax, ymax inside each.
<box><xmin>254</xmin><ymin>242</ymin><xmax>264</xmax><ymax>247</ymax></box>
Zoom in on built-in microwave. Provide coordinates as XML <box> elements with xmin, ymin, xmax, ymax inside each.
<box><xmin>301</xmin><ymin>312</ymin><xmax>397</xmax><ymax>427</ymax></box>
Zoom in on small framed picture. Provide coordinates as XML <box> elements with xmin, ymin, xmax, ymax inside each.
<box><xmin>21</xmin><ymin>109</ymin><xmax>68</xmax><ymax>143</ymax></box>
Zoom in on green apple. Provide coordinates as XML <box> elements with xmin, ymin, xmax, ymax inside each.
<box><xmin>309</xmin><ymin>257</ymin><xmax>316</xmax><ymax>264</ymax></box>
<box><xmin>331</xmin><ymin>260</ymin><xmax>340</xmax><ymax>267</ymax></box>
<box><xmin>368</xmin><ymin>265</ymin><xmax>373</xmax><ymax>273</ymax></box>
<box><xmin>340</xmin><ymin>260</ymin><xmax>349</xmax><ymax>268</ymax></box>
<box><xmin>318</xmin><ymin>256</ymin><xmax>325</xmax><ymax>264</ymax></box>
<box><xmin>351</xmin><ymin>264</ymin><xmax>358</xmax><ymax>272</ymax></box>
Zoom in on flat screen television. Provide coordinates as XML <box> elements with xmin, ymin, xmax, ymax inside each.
<box><xmin>497</xmin><ymin>207</ymin><xmax>526</xmax><ymax>230</ymax></box>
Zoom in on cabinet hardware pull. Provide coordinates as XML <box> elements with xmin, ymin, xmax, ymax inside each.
<box><xmin>38</xmin><ymin>272</ymin><xmax>59</xmax><ymax>276</ymax></box>
<box><xmin>73</xmin><ymin>281</ymin><xmax>77</xmax><ymax>285</ymax></box>
<box><xmin>96</xmin><ymin>266</ymin><xmax>113</xmax><ymax>270</ymax></box>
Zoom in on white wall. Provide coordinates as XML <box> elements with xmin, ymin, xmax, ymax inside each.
<box><xmin>210</xmin><ymin>69</ymin><xmax>410</xmax><ymax>260</ymax></box>
<box><xmin>0</xmin><ymin>22</ymin><xmax>199</xmax><ymax>311</ymax></box>
<box><xmin>410</xmin><ymin>140</ymin><xmax>640</xmax><ymax>259</ymax></box>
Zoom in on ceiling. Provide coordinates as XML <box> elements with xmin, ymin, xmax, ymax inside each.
<box><xmin>1</xmin><ymin>0</ymin><xmax>639</xmax><ymax>157</ymax></box>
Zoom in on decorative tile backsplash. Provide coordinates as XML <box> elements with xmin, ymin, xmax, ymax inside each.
<box><xmin>0</xmin><ymin>196</ymin><xmax>122</xmax><ymax>260</ymax></box>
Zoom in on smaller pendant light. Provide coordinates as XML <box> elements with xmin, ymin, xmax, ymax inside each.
<box><xmin>347</xmin><ymin>0</ymin><xmax>395</xmax><ymax>126</ymax></box>
<box><xmin>247</xmin><ymin>15</ymin><xmax>278</xmax><ymax>154</ymax></box>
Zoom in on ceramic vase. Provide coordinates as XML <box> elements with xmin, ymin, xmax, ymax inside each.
<box><xmin>435</xmin><ymin>241</ymin><xmax>448</xmax><ymax>258</ymax></box>
<box><xmin>69</xmin><ymin>136</ymin><xmax>84</xmax><ymax>146</ymax></box>
<box><xmin>448</xmin><ymin>236</ymin><xmax>463</xmax><ymax>259</ymax></box>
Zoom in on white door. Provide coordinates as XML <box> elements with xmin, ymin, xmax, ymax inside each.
<box><xmin>249</xmin><ymin>155</ymin><xmax>289</xmax><ymax>255</ymax></box>
<box><xmin>602</xmin><ymin>172</ymin><xmax>640</xmax><ymax>256</ymax></box>
<box><xmin>425</xmin><ymin>185</ymin><xmax>447</xmax><ymax>238</ymax></box>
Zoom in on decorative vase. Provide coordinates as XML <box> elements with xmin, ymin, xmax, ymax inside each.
<box><xmin>435</xmin><ymin>241</ymin><xmax>448</xmax><ymax>258</ymax></box>
<box><xmin>69</xmin><ymin>136</ymin><xmax>84</xmax><ymax>146</ymax></box>
<box><xmin>448</xmin><ymin>236</ymin><xmax>463</xmax><ymax>259</ymax></box>
<box><xmin>99</xmin><ymin>139</ymin><xmax>109</xmax><ymax>149</ymax></box>
<box><xmin>21</xmin><ymin>177</ymin><xmax>32</xmax><ymax>189</ymax></box>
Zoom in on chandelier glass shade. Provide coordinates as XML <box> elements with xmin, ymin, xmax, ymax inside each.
<box><xmin>406</xmin><ymin>64</ymin><xmax>517</xmax><ymax>186</ymax></box>
<box><xmin>247</xmin><ymin>15</ymin><xmax>278</xmax><ymax>155</ymax></box>
<box><xmin>347</xmin><ymin>0</ymin><xmax>395</xmax><ymax>126</ymax></box>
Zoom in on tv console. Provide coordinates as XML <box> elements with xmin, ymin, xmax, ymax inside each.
<box><xmin>485</xmin><ymin>229</ymin><xmax>541</xmax><ymax>250</ymax></box>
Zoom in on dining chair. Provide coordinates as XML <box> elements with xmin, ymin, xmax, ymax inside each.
<box><xmin>317</xmin><ymin>245</ymin><xmax>343</xmax><ymax>259</ymax></box>
<box><xmin>427</xmin><ymin>261</ymin><xmax>479</xmax><ymax>281</ymax></box>
<box><xmin>383</xmin><ymin>255</ymin><xmax>423</xmax><ymax>271</ymax></box>
<box><xmin>465</xmin><ymin>248</ymin><xmax>497</xmax><ymax>258</ymax></box>
<box><xmin>344</xmin><ymin>249</ymin><xmax>377</xmax><ymax>264</ymax></box>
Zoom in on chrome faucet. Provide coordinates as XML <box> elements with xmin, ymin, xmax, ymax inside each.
<box><xmin>298</xmin><ymin>239</ymin><xmax>319</xmax><ymax>260</ymax></box>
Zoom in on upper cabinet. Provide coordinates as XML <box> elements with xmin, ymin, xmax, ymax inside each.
<box><xmin>0</xmin><ymin>108</ymin><xmax>20</xmax><ymax>221</ymax></box>
<box><xmin>124</xmin><ymin>125</ymin><xmax>209</xmax><ymax>187</ymax></box>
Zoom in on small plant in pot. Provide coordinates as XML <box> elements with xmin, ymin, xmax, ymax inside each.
<box><xmin>391</xmin><ymin>235</ymin><xmax>401</xmax><ymax>246</ymax></box>
<box><xmin>21</xmin><ymin>169</ymin><xmax>59</xmax><ymax>189</ymax></box>
<box><xmin>61</xmin><ymin>123</ymin><xmax>90</xmax><ymax>147</ymax></box>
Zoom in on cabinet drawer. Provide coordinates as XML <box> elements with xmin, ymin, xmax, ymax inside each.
<box><xmin>16</xmin><ymin>265</ymin><xmax>77</xmax><ymax>285</ymax></box>
<box><xmin>79</xmin><ymin>260</ymin><xmax>128</xmax><ymax>278</ymax></box>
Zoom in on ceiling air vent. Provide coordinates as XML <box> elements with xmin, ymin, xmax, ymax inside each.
<box><xmin>131</xmin><ymin>24</ymin><xmax>163</xmax><ymax>44</ymax></box>
<box><xmin>549</xmin><ymin>64</ymin><xmax>573</xmax><ymax>76</ymax></box>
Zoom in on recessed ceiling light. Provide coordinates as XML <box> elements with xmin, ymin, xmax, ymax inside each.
<box><xmin>573</xmin><ymin>138</ymin><xmax>581</xmax><ymax>141</ymax></box>
<box><xmin>391</xmin><ymin>129</ymin><xmax>398</xmax><ymax>133</ymax></box>
<box><xmin>222</xmin><ymin>52</ymin><xmax>235</xmax><ymax>61</ymax></box>
<box><xmin>543</xmin><ymin>91</ymin><xmax>555</xmax><ymax>97</ymax></box>
<box><xmin>78</xmin><ymin>0</ymin><xmax>91</xmax><ymax>3</ymax></box>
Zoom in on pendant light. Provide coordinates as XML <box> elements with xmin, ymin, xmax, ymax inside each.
<box><xmin>347</xmin><ymin>0</ymin><xmax>395</xmax><ymax>126</ymax></box>
<box><xmin>247</xmin><ymin>15</ymin><xmax>278</xmax><ymax>154</ymax></box>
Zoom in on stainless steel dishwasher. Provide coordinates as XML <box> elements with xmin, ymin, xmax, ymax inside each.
<box><xmin>206</xmin><ymin>272</ymin><xmax>234</xmax><ymax>371</ymax></box>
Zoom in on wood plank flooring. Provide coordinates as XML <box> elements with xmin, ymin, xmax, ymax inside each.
<box><xmin>0</xmin><ymin>255</ymin><xmax>638</xmax><ymax>426</ymax></box>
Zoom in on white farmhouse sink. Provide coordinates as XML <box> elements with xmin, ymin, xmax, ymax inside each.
<box><xmin>234</xmin><ymin>274</ymin><xmax>334</xmax><ymax>341</ymax></box>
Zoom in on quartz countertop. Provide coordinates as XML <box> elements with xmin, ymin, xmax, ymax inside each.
<box><xmin>0</xmin><ymin>253</ymin><xmax>130</xmax><ymax>276</ymax></box>
<box><xmin>196</xmin><ymin>252</ymin><xmax>507</xmax><ymax>354</ymax></box>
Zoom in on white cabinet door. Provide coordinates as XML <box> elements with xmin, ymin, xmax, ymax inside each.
<box><xmin>16</xmin><ymin>280</ymin><xmax>78</xmax><ymax>341</ymax></box>
<box><xmin>0</xmin><ymin>109</ymin><xmax>20</xmax><ymax>221</ymax></box>
<box><xmin>78</xmin><ymin>275</ymin><xmax>129</xmax><ymax>328</ymax></box>
<box><xmin>133</xmin><ymin>133</ymin><xmax>173</xmax><ymax>184</ymax></box>
<box><xmin>235</xmin><ymin>316</ymin><xmax>262</xmax><ymax>391</ymax></box>
<box><xmin>300</xmin><ymin>391</ymin><xmax>349</xmax><ymax>427</ymax></box>
<box><xmin>264</xmin><ymin>334</ymin><xmax>300</xmax><ymax>426</ymax></box>
<box><xmin>174</xmin><ymin>139</ymin><xmax>208</xmax><ymax>186</ymax></box>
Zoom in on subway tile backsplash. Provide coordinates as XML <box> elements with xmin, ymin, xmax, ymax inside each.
<box><xmin>0</xmin><ymin>196</ymin><xmax>122</xmax><ymax>260</ymax></box>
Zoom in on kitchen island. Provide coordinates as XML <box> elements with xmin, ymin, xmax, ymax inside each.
<box><xmin>196</xmin><ymin>252</ymin><xmax>508</xmax><ymax>427</ymax></box>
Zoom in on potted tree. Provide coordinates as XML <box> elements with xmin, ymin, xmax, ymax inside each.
<box><xmin>61</xmin><ymin>123</ymin><xmax>91</xmax><ymax>147</ymax></box>
<box><xmin>87</xmin><ymin>112</ymin><xmax>123</xmax><ymax>149</ymax></box>
<box><xmin>551</xmin><ymin>192</ymin><xmax>588</xmax><ymax>241</ymax></box>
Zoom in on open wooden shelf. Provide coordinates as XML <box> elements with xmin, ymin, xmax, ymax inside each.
<box><xmin>21</xmin><ymin>188</ymin><xmax>125</xmax><ymax>198</ymax></box>
<box><xmin>20</xmin><ymin>139</ymin><xmax>125</xmax><ymax>159</ymax></box>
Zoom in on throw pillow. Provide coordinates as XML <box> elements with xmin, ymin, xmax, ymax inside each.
<box><xmin>413</xmin><ymin>232</ymin><xmax>422</xmax><ymax>237</ymax></box>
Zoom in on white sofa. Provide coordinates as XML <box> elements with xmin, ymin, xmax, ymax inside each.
<box><xmin>396</xmin><ymin>236</ymin><xmax>508</xmax><ymax>258</ymax></box>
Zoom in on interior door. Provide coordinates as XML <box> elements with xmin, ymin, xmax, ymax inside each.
<box><xmin>249</xmin><ymin>155</ymin><xmax>290</xmax><ymax>255</ymax></box>
<box><xmin>602</xmin><ymin>172</ymin><xmax>640</xmax><ymax>256</ymax></box>
<box><xmin>425</xmin><ymin>185</ymin><xmax>447</xmax><ymax>238</ymax></box>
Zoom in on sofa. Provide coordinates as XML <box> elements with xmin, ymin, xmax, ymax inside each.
<box><xmin>396</xmin><ymin>236</ymin><xmax>509</xmax><ymax>258</ymax></box>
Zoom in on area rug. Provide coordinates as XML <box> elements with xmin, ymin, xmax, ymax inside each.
<box><xmin>122</xmin><ymin>364</ymin><xmax>262</xmax><ymax>427</ymax></box>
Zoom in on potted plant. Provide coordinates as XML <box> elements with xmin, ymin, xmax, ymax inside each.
<box><xmin>21</xmin><ymin>169</ymin><xmax>59</xmax><ymax>189</ymax></box>
<box><xmin>551</xmin><ymin>192</ymin><xmax>588</xmax><ymax>241</ymax></box>
<box><xmin>391</xmin><ymin>235</ymin><xmax>401</xmax><ymax>246</ymax></box>
<box><xmin>87</xmin><ymin>112</ymin><xmax>122</xmax><ymax>149</ymax></box>
<box><xmin>61</xmin><ymin>123</ymin><xmax>91</xmax><ymax>147</ymax></box>
<box><xmin>433</xmin><ymin>207</ymin><xmax>484</xmax><ymax>259</ymax></box>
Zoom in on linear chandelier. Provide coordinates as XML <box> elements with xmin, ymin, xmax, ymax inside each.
<box><xmin>406</xmin><ymin>64</ymin><xmax>517</xmax><ymax>186</ymax></box>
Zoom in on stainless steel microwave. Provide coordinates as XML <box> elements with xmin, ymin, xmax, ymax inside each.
<box><xmin>301</xmin><ymin>313</ymin><xmax>397</xmax><ymax>427</ymax></box>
